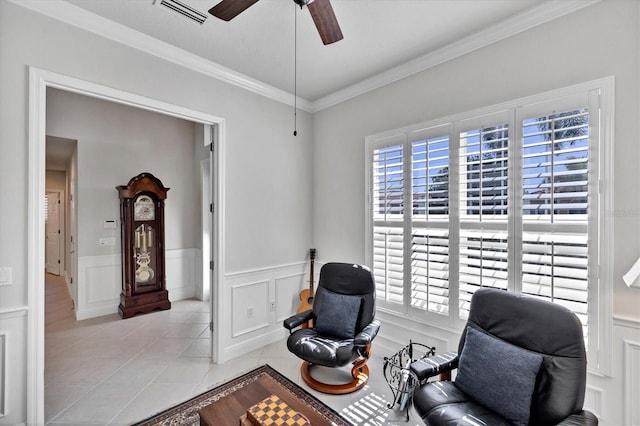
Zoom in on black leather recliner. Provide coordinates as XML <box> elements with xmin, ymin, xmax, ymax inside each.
<box><xmin>411</xmin><ymin>288</ymin><xmax>598</xmax><ymax>426</ymax></box>
<box><xmin>283</xmin><ymin>262</ymin><xmax>380</xmax><ymax>394</ymax></box>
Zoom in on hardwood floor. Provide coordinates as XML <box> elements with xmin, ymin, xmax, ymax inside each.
<box><xmin>45</xmin><ymin>273</ymin><xmax>75</xmax><ymax>330</ymax></box>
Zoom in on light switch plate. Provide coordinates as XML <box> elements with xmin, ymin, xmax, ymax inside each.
<box><xmin>98</xmin><ymin>237</ymin><xmax>116</xmax><ymax>246</ymax></box>
<box><xmin>0</xmin><ymin>267</ymin><xmax>12</xmax><ymax>286</ymax></box>
<box><xmin>103</xmin><ymin>219</ymin><xmax>117</xmax><ymax>229</ymax></box>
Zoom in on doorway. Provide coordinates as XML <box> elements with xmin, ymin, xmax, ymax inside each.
<box><xmin>45</xmin><ymin>191</ymin><xmax>63</xmax><ymax>276</ymax></box>
<box><xmin>28</xmin><ymin>67</ymin><xmax>225</xmax><ymax>425</ymax></box>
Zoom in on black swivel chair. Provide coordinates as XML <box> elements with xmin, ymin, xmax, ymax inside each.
<box><xmin>410</xmin><ymin>288</ymin><xmax>598</xmax><ymax>426</ymax></box>
<box><xmin>283</xmin><ymin>262</ymin><xmax>380</xmax><ymax>394</ymax></box>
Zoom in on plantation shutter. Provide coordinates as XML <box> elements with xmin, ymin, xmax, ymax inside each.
<box><xmin>372</xmin><ymin>143</ymin><xmax>405</xmax><ymax>305</ymax></box>
<box><xmin>520</xmin><ymin>108</ymin><xmax>591</xmax><ymax>339</ymax></box>
<box><xmin>458</xmin><ymin>119</ymin><xmax>510</xmax><ymax>318</ymax></box>
<box><xmin>410</xmin><ymin>131</ymin><xmax>451</xmax><ymax>315</ymax></box>
<box><xmin>366</xmin><ymin>81</ymin><xmax>609</xmax><ymax>371</ymax></box>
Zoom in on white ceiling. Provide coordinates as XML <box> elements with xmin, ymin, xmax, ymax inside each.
<box><xmin>32</xmin><ymin>0</ymin><xmax>594</xmax><ymax>168</ymax></box>
<box><xmin>52</xmin><ymin>0</ymin><xmax>587</xmax><ymax>104</ymax></box>
<box><xmin>46</xmin><ymin>135</ymin><xmax>77</xmax><ymax>171</ymax></box>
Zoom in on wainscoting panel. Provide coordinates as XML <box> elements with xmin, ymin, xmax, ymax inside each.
<box><xmin>76</xmin><ymin>254</ymin><xmax>120</xmax><ymax>320</ymax></box>
<box><xmin>0</xmin><ymin>332</ymin><xmax>6</xmax><ymax>417</ymax></box>
<box><xmin>220</xmin><ymin>262</ymin><xmax>306</xmax><ymax>363</ymax></box>
<box><xmin>0</xmin><ymin>307</ymin><xmax>27</xmax><ymax>424</ymax></box>
<box><xmin>84</xmin><ymin>261</ymin><xmax>120</xmax><ymax>304</ymax></box>
<box><xmin>231</xmin><ymin>280</ymin><xmax>270</xmax><ymax>337</ymax></box>
<box><xmin>584</xmin><ymin>385</ymin><xmax>603</xmax><ymax>420</ymax></box>
<box><xmin>624</xmin><ymin>339</ymin><xmax>640</xmax><ymax>425</ymax></box>
<box><xmin>76</xmin><ymin>248</ymin><xmax>199</xmax><ymax>320</ymax></box>
<box><xmin>275</xmin><ymin>272</ymin><xmax>306</xmax><ymax>322</ymax></box>
<box><xmin>165</xmin><ymin>248</ymin><xmax>199</xmax><ymax>301</ymax></box>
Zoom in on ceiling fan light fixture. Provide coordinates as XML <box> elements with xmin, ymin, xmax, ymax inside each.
<box><xmin>293</xmin><ymin>0</ymin><xmax>315</xmax><ymax>8</ymax></box>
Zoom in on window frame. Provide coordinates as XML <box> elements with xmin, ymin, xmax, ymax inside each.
<box><xmin>364</xmin><ymin>77</ymin><xmax>614</xmax><ymax>375</ymax></box>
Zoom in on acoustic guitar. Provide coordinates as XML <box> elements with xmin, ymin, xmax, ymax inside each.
<box><xmin>297</xmin><ymin>248</ymin><xmax>316</xmax><ymax>314</ymax></box>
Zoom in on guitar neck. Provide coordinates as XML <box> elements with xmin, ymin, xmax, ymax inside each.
<box><xmin>309</xmin><ymin>248</ymin><xmax>316</xmax><ymax>294</ymax></box>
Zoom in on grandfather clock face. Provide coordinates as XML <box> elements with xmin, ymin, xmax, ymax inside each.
<box><xmin>134</xmin><ymin>195</ymin><xmax>155</xmax><ymax>221</ymax></box>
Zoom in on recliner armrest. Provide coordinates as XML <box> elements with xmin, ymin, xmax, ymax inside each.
<box><xmin>354</xmin><ymin>320</ymin><xmax>381</xmax><ymax>346</ymax></box>
<box><xmin>283</xmin><ymin>309</ymin><xmax>313</xmax><ymax>331</ymax></box>
<box><xmin>410</xmin><ymin>351</ymin><xmax>459</xmax><ymax>381</ymax></box>
<box><xmin>555</xmin><ymin>410</ymin><xmax>599</xmax><ymax>426</ymax></box>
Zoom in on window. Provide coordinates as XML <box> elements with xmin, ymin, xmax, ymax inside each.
<box><xmin>366</xmin><ymin>79</ymin><xmax>613</xmax><ymax>373</ymax></box>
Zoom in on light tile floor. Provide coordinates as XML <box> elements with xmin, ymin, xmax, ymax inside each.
<box><xmin>45</xmin><ymin>274</ymin><xmax>420</xmax><ymax>425</ymax></box>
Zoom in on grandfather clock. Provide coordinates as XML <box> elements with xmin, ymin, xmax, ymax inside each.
<box><xmin>116</xmin><ymin>173</ymin><xmax>171</xmax><ymax>319</ymax></box>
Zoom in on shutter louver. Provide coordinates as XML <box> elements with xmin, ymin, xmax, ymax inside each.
<box><xmin>373</xmin><ymin>227</ymin><xmax>404</xmax><ymax>304</ymax></box>
<box><xmin>412</xmin><ymin>136</ymin><xmax>449</xmax><ymax>218</ymax></box>
<box><xmin>459</xmin><ymin>230</ymin><xmax>508</xmax><ymax>318</ymax></box>
<box><xmin>373</xmin><ymin>145</ymin><xmax>404</xmax><ymax>221</ymax></box>
<box><xmin>411</xmin><ymin>228</ymin><xmax>449</xmax><ymax>314</ymax></box>
<box><xmin>522</xmin><ymin>109</ymin><xmax>589</xmax><ymax>219</ymax></box>
<box><xmin>521</xmin><ymin>232</ymin><xmax>589</xmax><ymax>340</ymax></box>
<box><xmin>460</xmin><ymin>125</ymin><xmax>509</xmax><ymax>218</ymax></box>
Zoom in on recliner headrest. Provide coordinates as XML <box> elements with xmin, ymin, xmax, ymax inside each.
<box><xmin>319</xmin><ymin>262</ymin><xmax>374</xmax><ymax>295</ymax></box>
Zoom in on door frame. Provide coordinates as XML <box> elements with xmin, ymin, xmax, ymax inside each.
<box><xmin>27</xmin><ymin>67</ymin><xmax>226</xmax><ymax>425</ymax></box>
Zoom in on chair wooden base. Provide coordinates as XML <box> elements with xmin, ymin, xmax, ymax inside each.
<box><xmin>300</xmin><ymin>360</ymin><xmax>370</xmax><ymax>395</ymax></box>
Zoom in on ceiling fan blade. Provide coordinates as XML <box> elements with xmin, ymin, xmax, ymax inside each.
<box><xmin>208</xmin><ymin>0</ymin><xmax>259</xmax><ymax>21</ymax></box>
<box><xmin>307</xmin><ymin>0</ymin><xmax>343</xmax><ymax>45</ymax></box>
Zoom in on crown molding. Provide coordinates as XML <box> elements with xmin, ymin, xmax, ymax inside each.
<box><xmin>9</xmin><ymin>0</ymin><xmax>313</xmax><ymax>113</ymax></box>
<box><xmin>310</xmin><ymin>0</ymin><xmax>600</xmax><ymax>112</ymax></box>
<box><xmin>10</xmin><ymin>0</ymin><xmax>598</xmax><ymax>114</ymax></box>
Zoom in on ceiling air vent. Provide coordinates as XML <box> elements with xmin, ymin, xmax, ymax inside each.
<box><xmin>155</xmin><ymin>0</ymin><xmax>208</xmax><ymax>25</ymax></box>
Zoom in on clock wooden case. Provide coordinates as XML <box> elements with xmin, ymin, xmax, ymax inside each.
<box><xmin>116</xmin><ymin>172</ymin><xmax>171</xmax><ymax>319</ymax></box>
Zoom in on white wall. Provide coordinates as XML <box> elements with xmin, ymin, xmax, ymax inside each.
<box><xmin>46</xmin><ymin>88</ymin><xmax>199</xmax><ymax>255</ymax></box>
<box><xmin>312</xmin><ymin>2</ymin><xmax>640</xmax><ymax>424</ymax></box>
<box><xmin>45</xmin><ymin>170</ymin><xmax>65</xmax><ymax>192</ymax></box>
<box><xmin>0</xmin><ymin>1</ymin><xmax>313</xmax><ymax>424</ymax></box>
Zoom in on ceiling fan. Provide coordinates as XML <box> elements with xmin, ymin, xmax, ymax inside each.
<box><xmin>208</xmin><ymin>0</ymin><xmax>344</xmax><ymax>45</ymax></box>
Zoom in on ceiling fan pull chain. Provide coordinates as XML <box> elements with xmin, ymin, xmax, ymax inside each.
<box><xmin>293</xmin><ymin>3</ymin><xmax>298</xmax><ymax>137</ymax></box>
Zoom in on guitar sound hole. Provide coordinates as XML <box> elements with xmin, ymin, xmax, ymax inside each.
<box><xmin>308</xmin><ymin>296</ymin><xmax>314</xmax><ymax>304</ymax></box>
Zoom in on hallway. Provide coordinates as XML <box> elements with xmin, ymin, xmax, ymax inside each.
<box><xmin>45</xmin><ymin>273</ymin><xmax>217</xmax><ymax>424</ymax></box>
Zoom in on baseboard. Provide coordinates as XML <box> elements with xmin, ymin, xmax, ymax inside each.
<box><xmin>220</xmin><ymin>327</ymin><xmax>289</xmax><ymax>364</ymax></box>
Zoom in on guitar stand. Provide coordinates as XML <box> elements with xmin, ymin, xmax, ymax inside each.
<box><xmin>382</xmin><ymin>340</ymin><xmax>436</xmax><ymax>422</ymax></box>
